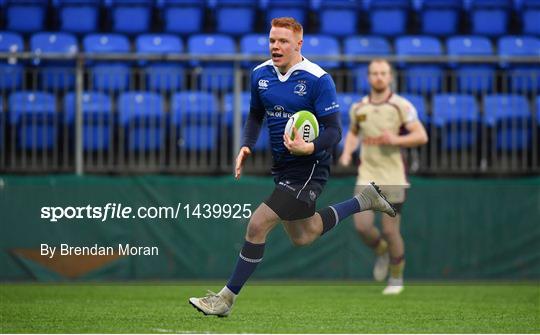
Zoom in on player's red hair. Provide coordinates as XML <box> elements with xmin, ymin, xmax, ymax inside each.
<box><xmin>271</xmin><ymin>17</ymin><xmax>303</xmax><ymax>38</ymax></box>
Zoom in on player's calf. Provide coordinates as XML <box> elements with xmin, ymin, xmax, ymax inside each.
<box><xmin>317</xmin><ymin>182</ymin><xmax>396</xmax><ymax>237</ymax></box>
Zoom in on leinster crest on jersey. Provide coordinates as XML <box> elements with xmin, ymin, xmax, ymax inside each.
<box><xmin>293</xmin><ymin>83</ymin><xmax>307</xmax><ymax>96</ymax></box>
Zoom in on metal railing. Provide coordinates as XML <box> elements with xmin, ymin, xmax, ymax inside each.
<box><xmin>0</xmin><ymin>52</ymin><xmax>538</xmax><ymax>175</ymax></box>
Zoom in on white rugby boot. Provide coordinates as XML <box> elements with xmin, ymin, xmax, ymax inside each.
<box><xmin>356</xmin><ymin>182</ymin><xmax>397</xmax><ymax>217</ymax></box>
<box><xmin>373</xmin><ymin>251</ymin><xmax>390</xmax><ymax>282</ymax></box>
<box><xmin>189</xmin><ymin>288</ymin><xmax>235</xmax><ymax>317</ymax></box>
<box><xmin>382</xmin><ymin>278</ymin><xmax>404</xmax><ymax>295</ymax></box>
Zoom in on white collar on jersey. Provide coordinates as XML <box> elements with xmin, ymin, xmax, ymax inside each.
<box><xmin>254</xmin><ymin>57</ymin><xmax>326</xmax><ymax>82</ymax></box>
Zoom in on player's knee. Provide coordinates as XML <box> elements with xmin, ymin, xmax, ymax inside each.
<box><xmin>290</xmin><ymin>235</ymin><xmax>313</xmax><ymax>247</ymax></box>
<box><xmin>355</xmin><ymin>221</ymin><xmax>373</xmax><ymax>235</ymax></box>
<box><xmin>245</xmin><ymin>220</ymin><xmax>269</xmax><ymax>241</ymax></box>
<box><xmin>381</xmin><ymin>226</ymin><xmax>399</xmax><ymax>240</ymax></box>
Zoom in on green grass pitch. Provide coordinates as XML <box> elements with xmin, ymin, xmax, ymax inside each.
<box><xmin>1</xmin><ymin>282</ymin><xmax>538</xmax><ymax>333</ymax></box>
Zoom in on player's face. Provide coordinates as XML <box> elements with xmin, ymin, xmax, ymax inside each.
<box><xmin>269</xmin><ymin>26</ymin><xmax>302</xmax><ymax>72</ymax></box>
<box><xmin>368</xmin><ymin>62</ymin><xmax>392</xmax><ymax>93</ymax></box>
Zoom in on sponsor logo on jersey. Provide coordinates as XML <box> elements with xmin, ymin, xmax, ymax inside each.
<box><xmin>258</xmin><ymin>79</ymin><xmax>269</xmax><ymax>90</ymax></box>
<box><xmin>309</xmin><ymin>190</ymin><xmax>317</xmax><ymax>201</ymax></box>
<box><xmin>324</xmin><ymin>101</ymin><xmax>340</xmax><ymax>112</ymax></box>
<box><xmin>267</xmin><ymin>105</ymin><xmax>292</xmax><ymax>118</ymax></box>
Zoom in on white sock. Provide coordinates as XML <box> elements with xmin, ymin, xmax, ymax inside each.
<box><xmin>355</xmin><ymin>190</ymin><xmax>372</xmax><ymax>210</ymax></box>
<box><xmin>219</xmin><ymin>286</ymin><xmax>237</xmax><ymax>305</ymax></box>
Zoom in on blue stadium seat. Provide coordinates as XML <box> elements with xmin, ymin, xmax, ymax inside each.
<box><xmin>0</xmin><ymin>97</ymin><xmax>3</xmax><ymax>151</ymax></box>
<box><xmin>470</xmin><ymin>0</ymin><xmax>511</xmax><ymax>36</ymax></box>
<box><xmin>161</xmin><ymin>0</ymin><xmax>205</xmax><ymax>35</ymax></box>
<box><xmin>171</xmin><ymin>91</ymin><xmax>219</xmax><ymax>124</ymax></box>
<box><xmin>9</xmin><ymin>91</ymin><xmax>57</xmax><ymax>150</ymax></box>
<box><xmin>483</xmin><ymin>95</ymin><xmax>532</xmax><ymax>150</ymax></box>
<box><xmin>30</xmin><ymin>32</ymin><xmax>79</xmax><ymax>90</ymax></box>
<box><xmin>537</xmin><ymin>96</ymin><xmax>540</xmax><ymax>126</ymax></box>
<box><xmin>215</xmin><ymin>0</ymin><xmax>257</xmax><ymax>36</ymax></box>
<box><xmin>263</xmin><ymin>0</ymin><xmax>309</xmax><ymax>27</ymax></box>
<box><xmin>403</xmin><ymin>66</ymin><xmax>445</xmax><ymax>94</ymax></box>
<box><xmin>170</xmin><ymin>91</ymin><xmax>219</xmax><ymax>150</ymax></box>
<box><xmin>56</xmin><ymin>0</ymin><xmax>99</xmax><ymax>33</ymax></box>
<box><xmin>83</xmin><ymin>33</ymin><xmax>131</xmax><ymax>54</ymax></box>
<box><xmin>240</xmin><ymin>34</ymin><xmax>268</xmax><ymax>69</ymax></box>
<box><xmin>84</xmin><ymin>34</ymin><xmax>131</xmax><ymax>91</ymax></box>
<box><xmin>0</xmin><ymin>31</ymin><xmax>23</xmax><ymax>52</ymax></box>
<box><xmin>335</xmin><ymin>92</ymin><xmax>361</xmax><ymax>150</ymax></box>
<box><xmin>64</xmin><ymin>92</ymin><xmax>113</xmax><ymax>151</ymax></box>
<box><xmin>343</xmin><ymin>36</ymin><xmax>391</xmax><ymax>68</ymax></box>
<box><xmin>302</xmin><ymin>35</ymin><xmax>341</xmax><ymax>70</ymax></box>
<box><xmin>0</xmin><ymin>31</ymin><xmax>24</xmax><ymax>90</ymax></box>
<box><xmin>396</xmin><ymin>36</ymin><xmax>444</xmax><ymax>94</ymax></box>
<box><xmin>498</xmin><ymin>36</ymin><xmax>540</xmax><ymax>92</ymax></box>
<box><xmin>187</xmin><ymin>34</ymin><xmax>237</xmax><ymax>64</ymax></box>
<box><xmin>498</xmin><ymin>35</ymin><xmax>540</xmax><ymax>58</ymax></box>
<box><xmin>118</xmin><ymin>92</ymin><xmax>165</xmax><ymax>151</ymax></box>
<box><xmin>30</xmin><ymin>32</ymin><xmax>78</xmax><ymax>54</ymax></box>
<box><xmin>369</xmin><ymin>0</ymin><xmax>410</xmax><ymax>36</ymax></box>
<box><xmin>352</xmin><ymin>65</ymin><xmax>370</xmax><ymax>94</ymax></box>
<box><xmin>188</xmin><ymin>34</ymin><xmax>236</xmax><ymax>91</ymax></box>
<box><xmin>223</xmin><ymin>92</ymin><xmax>250</xmax><ymax>127</ymax></box>
<box><xmin>336</xmin><ymin>92</ymin><xmax>362</xmax><ymax>125</ymax></box>
<box><xmin>136</xmin><ymin>34</ymin><xmax>184</xmax><ymax>91</ymax></box>
<box><xmin>522</xmin><ymin>0</ymin><xmax>540</xmax><ymax>35</ymax></box>
<box><xmin>447</xmin><ymin>35</ymin><xmax>493</xmax><ymax>57</ymax></box>
<box><xmin>447</xmin><ymin>36</ymin><xmax>495</xmax><ymax>93</ymax></box>
<box><xmin>6</xmin><ymin>0</ymin><xmax>46</xmax><ymax>33</ymax></box>
<box><xmin>318</xmin><ymin>0</ymin><xmax>360</xmax><ymax>37</ymax></box>
<box><xmin>110</xmin><ymin>0</ymin><xmax>152</xmax><ymax>34</ymax></box>
<box><xmin>432</xmin><ymin>94</ymin><xmax>479</xmax><ymax>150</ymax></box>
<box><xmin>421</xmin><ymin>0</ymin><xmax>462</xmax><ymax>36</ymax></box>
<box><xmin>396</xmin><ymin>35</ymin><xmax>442</xmax><ymax>57</ymax></box>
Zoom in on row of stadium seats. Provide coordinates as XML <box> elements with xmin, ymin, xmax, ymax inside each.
<box><xmin>3</xmin><ymin>31</ymin><xmax>539</xmax><ymax>59</ymax></box>
<box><xmin>3</xmin><ymin>91</ymin><xmax>539</xmax><ymax>151</ymax></box>
<box><xmin>3</xmin><ymin>64</ymin><xmax>540</xmax><ymax>94</ymax></box>
<box><xmin>2</xmin><ymin>31</ymin><xmax>538</xmax><ymax>92</ymax></box>
<box><xmin>2</xmin><ymin>0</ymin><xmax>539</xmax><ymax>36</ymax></box>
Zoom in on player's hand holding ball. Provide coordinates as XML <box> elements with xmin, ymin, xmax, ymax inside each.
<box><xmin>283</xmin><ymin>110</ymin><xmax>319</xmax><ymax>156</ymax></box>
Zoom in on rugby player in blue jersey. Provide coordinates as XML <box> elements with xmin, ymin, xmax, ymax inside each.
<box><xmin>189</xmin><ymin>17</ymin><xmax>396</xmax><ymax>317</ymax></box>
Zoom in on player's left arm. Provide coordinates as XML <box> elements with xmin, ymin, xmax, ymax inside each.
<box><xmin>284</xmin><ymin>113</ymin><xmax>341</xmax><ymax>155</ymax></box>
<box><xmin>379</xmin><ymin>120</ymin><xmax>428</xmax><ymax>148</ymax></box>
<box><xmin>379</xmin><ymin>100</ymin><xmax>428</xmax><ymax>148</ymax></box>
<box><xmin>283</xmin><ymin>74</ymin><xmax>342</xmax><ymax>156</ymax></box>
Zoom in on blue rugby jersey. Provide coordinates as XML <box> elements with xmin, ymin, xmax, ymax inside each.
<box><xmin>248</xmin><ymin>58</ymin><xmax>341</xmax><ymax>168</ymax></box>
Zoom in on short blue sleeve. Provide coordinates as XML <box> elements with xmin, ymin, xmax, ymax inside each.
<box><xmin>313</xmin><ymin>74</ymin><xmax>340</xmax><ymax>118</ymax></box>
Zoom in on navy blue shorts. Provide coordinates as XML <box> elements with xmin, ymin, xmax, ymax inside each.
<box><xmin>264</xmin><ymin>157</ymin><xmax>330</xmax><ymax>221</ymax></box>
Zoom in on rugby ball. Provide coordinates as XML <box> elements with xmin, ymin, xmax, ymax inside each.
<box><xmin>284</xmin><ymin>110</ymin><xmax>319</xmax><ymax>142</ymax></box>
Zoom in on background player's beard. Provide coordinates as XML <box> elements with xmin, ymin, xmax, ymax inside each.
<box><xmin>372</xmin><ymin>86</ymin><xmax>388</xmax><ymax>94</ymax></box>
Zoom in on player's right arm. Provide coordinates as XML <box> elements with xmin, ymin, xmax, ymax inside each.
<box><xmin>339</xmin><ymin>103</ymin><xmax>361</xmax><ymax>166</ymax></box>
<box><xmin>339</xmin><ymin>131</ymin><xmax>360</xmax><ymax>166</ymax></box>
<box><xmin>235</xmin><ymin>71</ymin><xmax>266</xmax><ymax>179</ymax></box>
